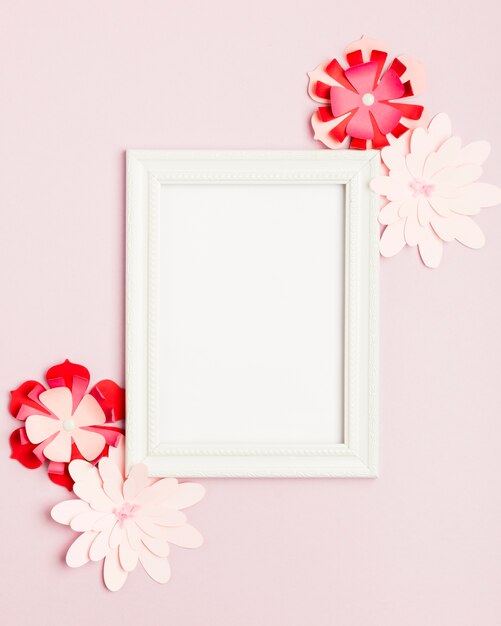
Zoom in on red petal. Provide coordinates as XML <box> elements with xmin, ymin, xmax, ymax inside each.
<box><xmin>317</xmin><ymin>106</ymin><xmax>335</xmax><ymax>122</ymax></box>
<box><xmin>402</xmin><ymin>80</ymin><xmax>414</xmax><ymax>97</ymax></box>
<box><xmin>390</xmin><ymin>122</ymin><xmax>409</xmax><ymax>138</ymax></box>
<box><xmin>388</xmin><ymin>57</ymin><xmax>406</xmax><ymax>77</ymax></box>
<box><xmin>314</xmin><ymin>81</ymin><xmax>332</xmax><ymax>100</ymax></box>
<box><xmin>9</xmin><ymin>428</ymin><xmax>44</xmax><ymax>469</ymax></box>
<box><xmin>9</xmin><ymin>380</ymin><xmax>48</xmax><ymax>421</ymax></box>
<box><xmin>46</xmin><ymin>360</ymin><xmax>90</xmax><ymax>411</ymax></box>
<box><xmin>324</xmin><ymin>58</ymin><xmax>356</xmax><ymax>92</ymax></box>
<box><xmin>346</xmin><ymin>49</ymin><xmax>363</xmax><ymax>67</ymax></box>
<box><xmin>82</xmin><ymin>425</ymin><xmax>124</xmax><ymax>450</ymax></box>
<box><xmin>89</xmin><ymin>380</ymin><xmax>125</xmax><ymax>423</ymax></box>
<box><xmin>370</xmin><ymin>49</ymin><xmax>388</xmax><ymax>84</ymax></box>
<box><xmin>48</xmin><ymin>465</ymin><xmax>74</xmax><ymax>491</ymax></box>
<box><xmin>369</xmin><ymin>112</ymin><xmax>390</xmax><ymax>149</ymax></box>
<box><xmin>386</xmin><ymin>102</ymin><xmax>424</xmax><ymax>120</ymax></box>
<box><xmin>350</xmin><ymin>138</ymin><xmax>368</xmax><ymax>150</ymax></box>
<box><xmin>328</xmin><ymin>111</ymin><xmax>355</xmax><ymax>143</ymax></box>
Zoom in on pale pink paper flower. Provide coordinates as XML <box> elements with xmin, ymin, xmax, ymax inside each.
<box><xmin>371</xmin><ymin>113</ymin><xmax>501</xmax><ymax>267</ymax></box>
<box><xmin>51</xmin><ymin>437</ymin><xmax>205</xmax><ymax>591</ymax></box>
<box><xmin>25</xmin><ymin>387</ymin><xmax>108</xmax><ymax>463</ymax></box>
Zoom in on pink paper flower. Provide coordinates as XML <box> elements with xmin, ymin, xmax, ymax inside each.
<box><xmin>9</xmin><ymin>360</ymin><xmax>124</xmax><ymax>489</ymax></box>
<box><xmin>308</xmin><ymin>35</ymin><xmax>426</xmax><ymax>149</ymax></box>
<box><xmin>51</xmin><ymin>437</ymin><xmax>205</xmax><ymax>591</ymax></box>
<box><xmin>371</xmin><ymin>113</ymin><xmax>501</xmax><ymax>267</ymax></box>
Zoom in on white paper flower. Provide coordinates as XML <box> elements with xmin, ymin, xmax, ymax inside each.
<box><xmin>51</xmin><ymin>437</ymin><xmax>205</xmax><ymax>591</ymax></box>
<box><xmin>371</xmin><ymin>113</ymin><xmax>501</xmax><ymax>267</ymax></box>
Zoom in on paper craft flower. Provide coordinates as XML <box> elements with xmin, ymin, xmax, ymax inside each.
<box><xmin>371</xmin><ymin>113</ymin><xmax>501</xmax><ymax>267</ymax></box>
<box><xmin>51</xmin><ymin>437</ymin><xmax>205</xmax><ymax>591</ymax></box>
<box><xmin>308</xmin><ymin>35</ymin><xmax>426</xmax><ymax>149</ymax></box>
<box><xmin>9</xmin><ymin>360</ymin><xmax>124</xmax><ymax>489</ymax></box>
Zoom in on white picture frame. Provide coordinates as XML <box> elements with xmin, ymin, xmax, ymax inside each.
<box><xmin>126</xmin><ymin>150</ymin><xmax>379</xmax><ymax>477</ymax></box>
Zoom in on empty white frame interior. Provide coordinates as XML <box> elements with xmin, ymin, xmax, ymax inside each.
<box><xmin>126</xmin><ymin>151</ymin><xmax>379</xmax><ymax>477</ymax></box>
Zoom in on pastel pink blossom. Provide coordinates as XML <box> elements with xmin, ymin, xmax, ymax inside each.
<box><xmin>25</xmin><ymin>387</ymin><xmax>108</xmax><ymax>463</ymax></box>
<box><xmin>308</xmin><ymin>35</ymin><xmax>426</xmax><ymax>150</ymax></box>
<box><xmin>371</xmin><ymin>113</ymin><xmax>501</xmax><ymax>268</ymax></box>
<box><xmin>51</xmin><ymin>437</ymin><xmax>205</xmax><ymax>591</ymax></box>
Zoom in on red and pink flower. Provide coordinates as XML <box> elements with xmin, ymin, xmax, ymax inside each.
<box><xmin>9</xmin><ymin>360</ymin><xmax>124</xmax><ymax>490</ymax></box>
<box><xmin>308</xmin><ymin>35</ymin><xmax>426</xmax><ymax>149</ymax></box>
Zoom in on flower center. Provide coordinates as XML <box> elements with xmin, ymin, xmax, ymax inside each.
<box><xmin>410</xmin><ymin>179</ymin><xmax>435</xmax><ymax>198</ymax></box>
<box><xmin>62</xmin><ymin>418</ymin><xmax>76</xmax><ymax>431</ymax></box>
<box><xmin>114</xmin><ymin>502</ymin><xmax>140</xmax><ymax>527</ymax></box>
<box><xmin>361</xmin><ymin>93</ymin><xmax>375</xmax><ymax>106</ymax></box>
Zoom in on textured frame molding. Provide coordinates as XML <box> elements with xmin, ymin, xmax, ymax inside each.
<box><xmin>126</xmin><ymin>150</ymin><xmax>379</xmax><ymax>477</ymax></box>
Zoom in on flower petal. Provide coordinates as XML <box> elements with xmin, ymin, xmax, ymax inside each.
<box><xmin>136</xmin><ymin>477</ymin><xmax>178</xmax><ymax>505</ymax></box>
<box><xmin>139</xmin><ymin>546</ymin><xmax>171</xmax><ymax>584</ymax></box>
<box><xmin>310</xmin><ymin>111</ymin><xmax>350</xmax><ymax>149</ymax></box>
<box><xmin>73</xmin><ymin>469</ymin><xmax>115</xmax><ymax>512</ymax></box>
<box><xmin>141</xmin><ymin>535</ymin><xmax>170</xmax><ymax>558</ymax></box>
<box><xmin>373</xmin><ymin>68</ymin><xmax>404</xmax><ymax>101</ymax></box>
<box><xmin>119</xmin><ymin>536</ymin><xmax>139</xmax><ymax>572</ymax></box>
<box><xmin>123</xmin><ymin>464</ymin><xmax>149</xmax><ymax>501</ymax></box>
<box><xmin>135</xmin><ymin>517</ymin><xmax>165</xmax><ymax>538</ymax></box>
<box><xmin>9</xmin><ymin>380</ymin><xmax>48</xmax><ymax>421</ymax></box>
<box><xmin>432</xmin><ymin>215</ymin><xmax>485</xmax><ymax>249</ymax></box>
<box><xmin>70</xmin><ymin>509</ymin><xmax>109</xmax><ymax>532</ymax></box>
<box><xmin>66</xmin><ymin>531</ymin><xmax>97</xmax><ymax>567</ymax></box>
<box><xmin>43</xmin><ymin>431</ymin><xmax>72</xmax><ymax>462</ymax></box>
<box><xmin>51</xmin><ymin>499</ymin><xmax>91</xmax><ymax>525</ymax></box>
<box><xmin>418</xmin><ymin>227</ymin><xmax>443</xmax><ymax>268</ymax></box>
<box><xmin>109</xmin><ymin>522</ymin><xmax>125</xmax><ymax>549</ymax></box>
<box><xmin>463</xmin><ymin>182</ymin><xmax>501</xmax><ymax>208</ymax></box>
<box><xmin>432</xmin><ymin>164</ymin><xmax>483</xmax><ymax>187</ymax></box>
<box><xmin>380</xmin><ymin>145</ymin><xmax>406</xmax><ymax>172</ymax></box>
<box><xmin>103</xmin><ymin>547</ymin><xmax>128</xmax><ymax>591</ymax></box>
<box><xmin>397</xmin><ymin>54</ymin><xmax>426</xmax><ymax>96</ymax></box>
<box><xmin>417</xmin><ymin>197</ymin><xmax>434</xmax><ymax>225</ymax></box>
<box><xmin>457</xmin><ymin>141</ymin><xmax>490</xmax><ymax>166</ymax></box>
<box><xmin>46</xmin><ymin>360</ymin><xmax>90</xmax><ymax>411</ymax></box>
<box><xmin>370</xmin><ymin>101</ymin><xmax>402</xmax><ymax>135</ymax></box>
<box><xmin>98</xmin><ymin>457</ymin><xmax>124</xmax><ymax>504</ymax></box>
<box><xmin>379</xmin><ymin>201</ymin><xmax>401</xmax><ymax>225</ymax></box>
<box><xmin>167</xmin><ymin>482</ymin><xmax>206</xmax><ymax>510</ymax></box>
<box><xmin>330</xmin><ymin>86</ymin><xmax>360</xmax><ymax>118</ymax></box>
<box><xmin>9</xmin><ymin>427</ymin><xmax>44</xmax><ymax>469</ymax></box>
<box><xmin>346</xmin><ymin>106</ymin><xmax>373</xmax><ymax>140</ymax></box>
<box><xmin>89</xmin><ymin>523</ymin><xmax>114</xmax><ymax>561</ymax></box>
<box><xmin>89</xmin><ymin>380</ymin><xmax>125</xmax><ymax>423</ymax></box>
<box><xmin>69</xmin><ymin>459</ymin><xmax>94</xmax><ymax>482</ymax></box>
<box><xmin>404</xmin><ymin>212</ymin><xmax>422</xmax><ymax>246</ymax></box>
<box><xmin>162</xmin><ymin>524</ymin><xmax>204</xmax><ymax>549</ymax></box>
<box><xmin>344</xmin><ymin>35</ymin><xmax>388</xmax><ymax>63</ymax></box>
<box><xmin>39</xmin><ymin>387</ymin><xmax>73</xmax><ymax>421</ymax></box>
<box><xmin>25</xmin><ymin>414</ymin><xmax>60</xmax><ymax>444</ymax></box>
<box><xmin>72</xmin><ymin>428</ymin><xmax>106</xmax><ymax>462</ymax></box>
<box><xmin>307</xmin><ymin>62</ymin><xmax>337</xmax><ymax>104</ymax></box>
<box><xmin>423</xmin><ymin>136</ymin><xmax>462</xmax><ymax>179</ymax></box>
<box><xmin>72</xmin><ymin>394</ymin><xmax>106</xmax><ymax>428</ymax></box>
<box><xmin>345</xmin><ymin>61</ymin><xmax>378</xmax><ymax>94</ymax></box>
<box><xmin>380</xmin><ymin>220</ymin><xmax>406</xmax><ymax>257</ymax></box>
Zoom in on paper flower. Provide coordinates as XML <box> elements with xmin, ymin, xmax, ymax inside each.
<box><xmin>9</xmin><ymin>360</ymin><xmax>124</xmax><ymax>489</ymax></box>
<box><xmin>51</xmin><ymin>437</ymin><xmax>205</xmax><ymax>591</ymax></box>
<box><xmin>308</xmin><ymin>35</ymin><xmax>426</xmax><ymax>149</ymax></box>
<box><xmin>371</xmin><ymin>113</ymin><xmax>501</xmax><ymax>267</ymax></box>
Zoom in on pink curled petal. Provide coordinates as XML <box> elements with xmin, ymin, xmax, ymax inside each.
<box><xmin>311</xmin><ymin>112</ymin><xmax>350</xmax><ymax>149</ymax></box>
<box><xmin>119</xmin><ymin>536</ymin><xmax>139</xmax><ymax>572</ymax></box>
<box><xmin>379</xmin><ymin>201</ymin><xmax>401</xmax><ymax>225</ymax></box>
<box><xmin>345</xmin><ymin>61</ymin><xmax>378</xmax><ymax>94</ymax></box>
<box><xmin>103</xmin><ymin>547</ymin><xmax>128</xmax><ymax>592</ymax></box>
<box><xmin>373</xmin><ymin>69</ymin><xmax>404</xmax><ymax>101</ymax></box>
<box><xmin>39</xmin><ymin>387</ymin><xmax>73</xmax><ymax>420</ymax></box>
<box><xmin>344</xmin><ymin>35</ymin><xmax>389</xmax><ymax>63</ymax></box>
<box><xmin>66</xmin><ymin>531</ymin><xmax>97</xmax><ymax>568</ymax></box>
<box><xmin>72</xmin><ymin>394</ymin><xmax>106</xmax><ymax>427</ymax></box>
<box><xmin>43</xmin><ymin>431</ymin><xmax>72</xmax><ymax>462</ymax></box>
<box><xmin>25</xmin><ymin>414</ymin><xmax>60</xmax><ymax>444</ymax></box>
<box><xmin>330</xmin><ymin>86</ymin><xmax>360</xmax><ymax>117</ymax></box>
<box><xmin>457</xmin><ymin>141</ymin><xmax>490</xmax><ymax>166</ymax></box>
<box><xmin>380</xmin><ymin>220</ymin><xmax>406</xmax><ymax>257</ymax></box>
<box><xmin>139</xmin><ymin>544</ymin><xmax>171</xmax><ymax>584</ymax></box>
<box><xmin>51</xmin><ymin>499</ymin><xmax>91</xmax><ymax>525</ymax></box>
<box><xmin>72</xmin><ymin>429</ymin><xmax>106</xmax><ymax>461</ymax></box>
<box><xmin>397</xmin><ymin>54</ymin><xmax>426</xmax><ymax>96</ymax></box>
<box><xmin>123</xmin><ymin>464</ymin><xmax>149</xmax><ymax>501</ymax></box>
<box><xmin>370</xmin><ymin>101</ymin><xmax>402</xmax><ymax>135</ymax></box>
<box><xmin>162</xmin><ymin>524</ymin><xmax>204</xmax><ymax>549</ymax></box>
<box><xmin>418</xmin><ymin>227</ymin><xmax>443</xmax><ymax>268</ymax></box>
<box><xmin>346</xmin><ymin>107</ymin><xmax>373</xmax><ymax>140</ymax></box>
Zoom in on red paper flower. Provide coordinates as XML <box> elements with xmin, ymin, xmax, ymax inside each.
<box><xmin>9</xmin><ymin>360</ymin><xmax>124</xmax><ymax>490</ymax></box>
<box><xmin>308</xmin><ymin>35</ymin><xmax>426</xmax><ymax>150</ymax></box>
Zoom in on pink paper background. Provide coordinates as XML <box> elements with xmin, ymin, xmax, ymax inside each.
<box><xmin>1</xmin><ymin>1</ymin><xmax>500</xmax><ymax>624</ymax></box>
